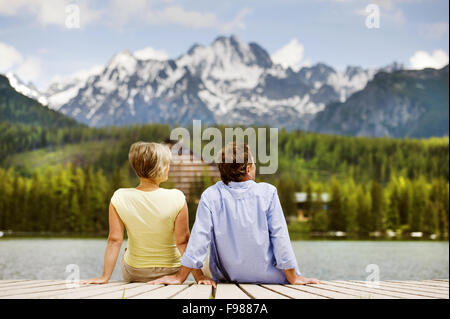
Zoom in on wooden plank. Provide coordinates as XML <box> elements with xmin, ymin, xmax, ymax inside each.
<box><xmin>0</xmin><ymin>280</ymin><xmax>29</xmax><ymax>286</ymax></box>
<box><xmin>0</xmin><ymin>280</ymin><xmax>62</xmax><ymax>291</ymax></box>
<box><xmin>215</xmin><ymin>284</ymin><xmax>250</xmax><ymax>299</ymax></box>
<box><xmin>261</xmin><ymin>285</ymin><xmax>327</xmax><ymax>299</ymax></box>
<box><xmin>413</xmin><ymin>280</ymin><xmax>449</xmax><ymax>287</ymax></box>
<box><xmin>376</xmin><ymin>281</ymin><xmax>448</xmax><ymax>296</ymax></box>
<box><xmin>0</xmin><ymin>280</ymin><xmax>446</xmax><ymax>299</ymax></box>
<box><xmin>5</xmin><ymin>281</ymin><xmax>128</xmax><ymax>299</ymax></box>
<box><xmin>330</xmin><ymin>281</ymin><xmax>434</xmax><ymax>299</ymax></box>
<box><xmin>384</xmin><ymin>280</ymin><xmax>449</xmax><ymax>290</ymax></box>
<box><xmin>87</xmin><ymin>283</ymin><xmax>163</xmax><ymax>299</ymax></box>
<box><xmin>172</xmin><ymin>284</ymin><xmax>212</xmax><ymax>299</ymax></box>
<box><xmin>305</xmin><ymin>283</ymin><xmax>394</xmax><ymax>299</ymax></box>
<box><xmin>130</xmin><ymin>285</ymin><xmax>191</xmax><ymax>299</ymax></box>
<box><xmin>352</xmin><ymin>281</ymin><xmax>449</xmax><ymax>298</ymax></box>
<box><xmin>238</xmin><ymin>284</ymin><xmax>289</xmax><ymax>299</ymax></box>
<box><xmin>316</xmin><ymin>283</ymin><xmax>395</xmax><ymax>299</ymax></box>
<box><xmin>342</xmin><ymin>281</ymin><xmax>445</xmax><ymax>299</ymax></box>
<box><xmin>378</xmin><ymin>281</ymin><xmax>449</xmax><ymax>293</ymax></box>
<box><xmin>420</xmin><ymin>280</ymin><xmax>449</xmax><ymax>287</ymax></box>
<box><xmin>0</xmin><ymin>281</ymin><xmax>68</xmax><ymax>297</ymax></box>
<box><xmin>286</xmin><ymin>284</ymin><xmax>361</xmax><ymax>299</ymax></box>
<box><xmin>33</xmin><ymin>281</ymin><xmax>127</xmax><ymax>299</ymax></box>
<box><xmin>54</xmin><ymin>283</ymin><xmax>143</xmax><ymax>299</ymax></box>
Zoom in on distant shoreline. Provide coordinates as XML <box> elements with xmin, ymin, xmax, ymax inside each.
<box><xmin>1</xmin><ymin>232</ymin><xmax>448</xmax><ymax>242</ymax></box>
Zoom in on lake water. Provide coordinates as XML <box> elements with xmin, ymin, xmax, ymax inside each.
<box><xmin>0</xmin><ymin>239</ymin><xmax>448</xmax><ymax>281</ymax></box>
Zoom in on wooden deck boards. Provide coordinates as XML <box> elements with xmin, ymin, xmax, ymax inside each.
<box><xmin>0</xmin><ymin>280</ymin><xmax>447</xmax><ymax>299</ymax></box>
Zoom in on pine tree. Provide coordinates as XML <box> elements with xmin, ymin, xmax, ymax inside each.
<box><xmin>357</xmin><ymin>186</ymin><xmax>371</xmax><ymax>236</ymax></box>
<box><xmin>370</xmin><ymin>182</ymin><xmax>384</xmax><ymax>232</ymax></box>
<box><xmin>328</xmin><ymin>177</ymin><xmax>345</xmax><ymax>231</ymax></box>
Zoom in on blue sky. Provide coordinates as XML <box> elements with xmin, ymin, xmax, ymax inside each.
<box><xmin>0</xmin><ymin>0</ymin><xmax>448</xmax><ymax>90</ymax></box>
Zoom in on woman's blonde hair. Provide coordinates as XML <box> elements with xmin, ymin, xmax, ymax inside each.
<box><xmin>128</xmin><ymin>142</ymin><xmax>171</xmax><ymax>180</ymax></box>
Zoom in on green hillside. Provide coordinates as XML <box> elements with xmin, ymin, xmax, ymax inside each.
<box><xmin>310</xmin><ymin>66</ymin><xmax>449</xmax><ymax>138</ymax></box>
<box><xmin>0</xmin><ymin>74</ymin><xmax>79</xmax><ymax>128</ymax></box>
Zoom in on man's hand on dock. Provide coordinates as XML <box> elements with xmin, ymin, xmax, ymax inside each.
<box><xmin>291</xmin><ymin>276</ymin><xmax>321</xmax><ymax>285</ymax></box>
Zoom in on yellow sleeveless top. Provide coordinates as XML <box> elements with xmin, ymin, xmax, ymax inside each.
<box><xmin>111</xmin><ymin>188</ymin><xmax>185</xmax><ymax>268</ymax></box>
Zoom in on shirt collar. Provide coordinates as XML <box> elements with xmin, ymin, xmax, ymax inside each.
<box><xmin>227</xmin><ymin>180</ymin><xmax>255</xmax><ymax>189</ymax></box>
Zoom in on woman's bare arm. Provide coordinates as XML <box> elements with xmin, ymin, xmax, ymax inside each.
<box><xmin>173</xmin><ymin>202</ymin><xmax>206</xmax><ymax>281</ymax></box>
<box><xmin>149</xmin><ymin>201</ymin><xmax>215</xmax><ymax>287</ymax></box>
<box><xmin>174</xmin><ymin>201</ymin><xmax>190</xmax><ymax>255</ymax></box>
<box><xmin>82</xmin><ymin>203</ymin><xmax>124</xmax><ymax>284</ymax></box>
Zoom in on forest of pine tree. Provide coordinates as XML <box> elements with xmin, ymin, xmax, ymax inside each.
<box><xmin>0</xmin><ymin>123</ymin><xmax>448</xmax><ymax>239</ymax></box>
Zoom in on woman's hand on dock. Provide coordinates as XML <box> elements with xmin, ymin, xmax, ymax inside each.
<box><xmin>81</xmin><ymin>276</ymin><xmax>109</xmax><ymax>285</ymax></box>
<box><xmin>291</xmin><ymin>276</ymin><xmax>321</xmax><ymax>285</ymax></box>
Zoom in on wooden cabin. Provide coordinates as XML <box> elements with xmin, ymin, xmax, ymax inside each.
<box><xmin>164</xmin><ymin>141</ymin><xmax>220</xmax><ymax>199</ymax></box>
<box><xmin>295</xmin><ymin>192</ymin><xmax>330</xmax><ymax>221</ymax></box>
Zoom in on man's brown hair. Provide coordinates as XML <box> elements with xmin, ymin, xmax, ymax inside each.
<box><xmin>216</xmin><ymin>143</ymin><xmax>253</xmax><ymax>185</ymax></box>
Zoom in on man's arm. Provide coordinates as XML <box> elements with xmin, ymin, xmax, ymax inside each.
<box><xmin>267</xmin><ymin>188</ymin><xmax>320</xmax><ymax>285</ymax></box>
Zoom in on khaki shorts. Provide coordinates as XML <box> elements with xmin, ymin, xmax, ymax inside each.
<box><xmin>120</xmin><ymin>255</ymin><xmax>180</xmax><ymax>283</ymax></box>
<box><xmin>119</xmin><ymin>249</ymin><xmax>212</xmax><ymax>282</ymax></box>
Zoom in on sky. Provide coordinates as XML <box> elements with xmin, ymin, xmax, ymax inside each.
<box><xmin>0</xmin><ymin>0</ymin><xmax>448</xmax><ymax>90</ymax></box>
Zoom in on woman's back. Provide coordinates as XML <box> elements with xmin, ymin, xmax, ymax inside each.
<box><xmin>111</xmin><ymin>187</ymin><xmax>185</xmax><ymax>268</ymax></box>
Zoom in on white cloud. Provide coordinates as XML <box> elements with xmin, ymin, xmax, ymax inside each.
<box><xmin>419</xmin><ymin>22</ymin><xmax>449</xmax><ymax>40</ymax></box>
<box><xmin>0</xmin><ymin>42</ymin><xmax>23</xmax><ymax>71</ymax></box>
<box><xmin>133</xmin><ymin>47</ymin><xmax>169</xmax><ymax>61</ymax></box>
<box><xmin>221</xmin><ymin>8</ymin><xmax>253</xmax><ymax>32</ymax></box>
<box><xmin>50</xmin><ymin>64</ymin><xmax>104</xmax><ymax>84</ymax></box>
<box><xmin>0</xmin><ymin>41</ymin><xmax>42</xmax><ymax>82</ymax></box>
<box><xmin>70</xmin><ymin>64</ymin><xmax>104</xmax><ymax>81</ymax></box>
<box><xmin>145</xmin><ymin>5</ymin><xmax>251</xmax><ymax>31</ymax></box>
<box><xmin>0</xmin><ymin>1</ymin><xmax>249</xmax><ymax>31</ymax></box>
<box><xmin>271</xmin><ymin>38</ymin><xmax>310</xmax><ymax>70</ymax></box>
<box><xmin>0</xmin><ymin>0</ymin><xmax>100</xmax><ymax>27</ymax></box>
<box><xmin>147</xmin><ymin>6</ymin><xmax>219</xmax><ymax>29</ymax></box>
<box><xmin>409</xmin><ymin>50</ymin><xmax>449</xmax><ymax>70</ymax></box>
<box><xmin>110</xmin><ymin>0</ymin><xmax>148</xmax><ymax>27</ymax></box>
<box><xmin>16</xmin><ymin>57</ymin><xmax>42</xmax><ymax>82</ymax></box>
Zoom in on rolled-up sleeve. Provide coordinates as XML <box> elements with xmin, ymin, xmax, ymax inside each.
<box><xmin>267</xmin><ymin>189</ymin><xmax>300</xmax><ymax>272</ymax></box>
<box><xmin>180</xmin><ymin>196</ymin><xmax>213</xmax><ymax>269</ymax></box>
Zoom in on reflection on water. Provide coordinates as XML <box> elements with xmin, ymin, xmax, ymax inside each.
<box><xmin>0</xmin><ymin>239</ymin><xmax>448</xmax><ymax>280</ymax></box>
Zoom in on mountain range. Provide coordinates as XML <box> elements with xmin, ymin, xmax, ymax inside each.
<box><xmin>4</xmin><ymin>35</ymin><xmax>448</xmax><ymax>138</ymax></box>
<box><xmin>310</xmin><ymin>66</ymin><xmax>449</xmax><ymax>138</ymax></box>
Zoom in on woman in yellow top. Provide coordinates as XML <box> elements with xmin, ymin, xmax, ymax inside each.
<box><xmin>83</xmin><ymin>142</ymin><xmax>214</xmax><ymax>285</ymax></box>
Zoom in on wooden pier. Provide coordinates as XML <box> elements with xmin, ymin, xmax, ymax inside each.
<box><xmin>0</xmin><ymin>279</ymin><xmax>448</xmax><ymax>299</ymax></box>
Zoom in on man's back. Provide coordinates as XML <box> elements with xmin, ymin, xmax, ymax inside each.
<box><xmin>181</xmin><ymin>180</ymin><xmax>301</xmax><ymax>284</ymax></box>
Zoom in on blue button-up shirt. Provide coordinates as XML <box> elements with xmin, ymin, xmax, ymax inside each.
<box><xmin>181</xmin><ymin>180</ymin><xmax>301</xmax><ymax>284</ymax></box>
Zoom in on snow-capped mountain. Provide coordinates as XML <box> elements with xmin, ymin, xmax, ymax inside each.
<box><xmin>45</xmin><ymin>67</ymin><xmax>103</xmax><ymax>111</ymax></box>
<box><xmin>5</xmin><ymin>72</ymin><xmax>48</xmax><ymax>106</ymax></box>
<box><xmin>6</xmin><ymin>35</ymin><xmax>404</xmax><ymax>128</ymax></box>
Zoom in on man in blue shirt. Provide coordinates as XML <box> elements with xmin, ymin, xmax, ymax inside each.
<box><xmin>150</xmin><ymin>143</ymin><xmax>319</xmax><ymax>286</ymax></box>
